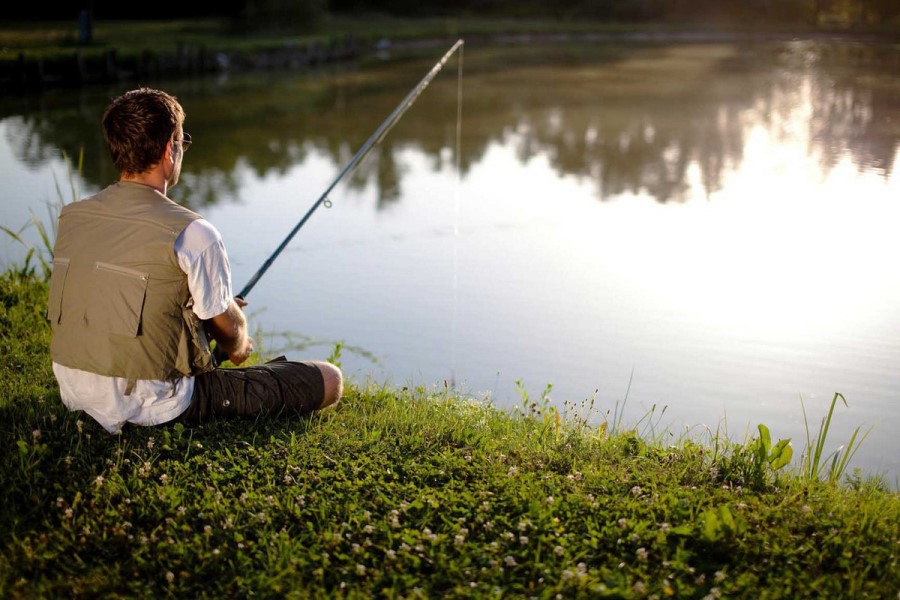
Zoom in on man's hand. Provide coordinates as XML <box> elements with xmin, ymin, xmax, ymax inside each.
<box><xmin>206</xmin><ymin>297</ymin><xmax>253</xmax><ymax>366</ymax></box>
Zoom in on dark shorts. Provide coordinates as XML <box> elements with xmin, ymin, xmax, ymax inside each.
<box><xmin>177</xmin><ymin>357</ymin><xmax>325</xmax><ymax>424</ymax></box>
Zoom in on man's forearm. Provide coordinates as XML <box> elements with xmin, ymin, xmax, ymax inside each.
<box><xmin>206</xmin><ymin>300</ymin><xmax>252</xmax><ymax>364</ymax></box>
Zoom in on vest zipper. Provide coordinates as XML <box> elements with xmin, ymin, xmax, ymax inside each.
<box><xmin>94</xmin><ymin>261</ymin><xmax>149</xmax><ymax>281</ymax></box>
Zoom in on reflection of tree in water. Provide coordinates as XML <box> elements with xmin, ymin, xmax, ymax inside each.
<box><xmin>2</xmin><ymin>41</ymin><xmax>897</xmax><ymax>209</ymax></box>
<box><xmin>806</xmin><ymin>43</ymin><xmax>900</xmax><ymax>177</ymax></box>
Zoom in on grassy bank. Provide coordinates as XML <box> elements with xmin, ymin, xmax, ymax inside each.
<box><xmin>2</xmin><ymin>15</ymin><xmax>893</xmax><ymax>64</ymax></box>
<box><xmin>1</xmin><ymin>269</ymin><xmax>898</xmax><ymax>598</ymax></box>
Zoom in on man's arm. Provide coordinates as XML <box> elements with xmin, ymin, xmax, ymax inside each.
<box><xmin>205</xmin><ymin>298</ymin><xmax>253</xmax><ymax>365</ymax></box>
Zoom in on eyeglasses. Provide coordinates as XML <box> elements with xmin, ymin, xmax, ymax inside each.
<box><xmin>180</xmin><ymin>132</ymin><xmax>192</xmax><ymax>152</ymax></box>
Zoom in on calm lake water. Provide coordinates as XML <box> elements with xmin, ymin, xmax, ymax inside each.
<box><xmin>2</xmin><ymin>39</ymin><xmax>899</xmax><ymax>481</ymax></box>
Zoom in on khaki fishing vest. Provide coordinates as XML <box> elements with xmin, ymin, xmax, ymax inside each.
<box><xmin>48</xmin><ymin>182</ymin><xmax>215</xmax><ymax>385</ymax></box>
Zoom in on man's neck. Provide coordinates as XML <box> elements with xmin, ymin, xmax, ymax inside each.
<box><xmin>120</xmin><ymin>169</ymin><xmax>167</xmax><ymax>195</ymax></box>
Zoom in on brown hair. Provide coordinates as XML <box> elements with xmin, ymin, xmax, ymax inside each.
<box><xmin>101</xmin><ymin>88</ymin><xmax>185</xmax><ymax>176</ymax></box>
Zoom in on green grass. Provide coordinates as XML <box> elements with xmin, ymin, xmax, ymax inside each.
<box><xmin>0</xmin><ymin>15</ymin><xmax>839</xmax><ymax>65</ymax></box>
<box><xmin>1</xmin><ymin>270</ymin><xmax>898</xmax><ymax>597</ymax></box>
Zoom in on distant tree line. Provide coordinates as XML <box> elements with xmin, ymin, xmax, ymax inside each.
<box><xmin>6</xmin><ymin>0</ymin><xmax>899</xmax><ymax>27</ymax></box>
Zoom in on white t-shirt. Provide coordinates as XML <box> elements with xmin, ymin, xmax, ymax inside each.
<box><xmin>52</xmin><ymin>219</ymin><xmax>233</xmax><ymax>433</ymax></box>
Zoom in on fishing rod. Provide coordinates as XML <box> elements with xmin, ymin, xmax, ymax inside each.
<box><xmin>235</xmin><ymin>38</ymin><xmax>465</xmax><ymax>300</ymax></box>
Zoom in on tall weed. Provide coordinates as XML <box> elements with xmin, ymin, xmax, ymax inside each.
<box><xmin>1</xmin><ymin>148</ymin><xmax>82</xmax><ymax>280</ymax></box>
<box><xmin>801</xmin><ymin>392</ymin><xmax>871</xmax><ymax>484</ymax></box>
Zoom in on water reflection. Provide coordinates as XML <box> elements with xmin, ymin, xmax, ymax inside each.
<box><xmin>2</xmin><ymin>41</ymin><xmax>897</xmax><ymax>210</ymax></box>
<box><xmin>2</xmin><ymin>39</ymin><xmax>899</xmax><ymax>480</ymax></box>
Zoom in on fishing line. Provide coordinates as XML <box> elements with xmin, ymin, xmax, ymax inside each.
<box><xmin>235</xmin><ymin>39</ymin><xmax>465</xmax><ymax>300</ymax></box>
<box><xmin>450</xmin><ymin>43</ymin><xmax>464</xmax><ymax>390</ymax></box>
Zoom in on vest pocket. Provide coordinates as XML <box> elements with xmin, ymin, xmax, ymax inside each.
<box><xmin>86</xmin><ymin>262</ymin><xmax>150</xmax><ymax>337</ymax></box>
<box><xmin>47</xmin><ymin>257</ymin><xmax>70</xmax><ymax>324</ymax></box>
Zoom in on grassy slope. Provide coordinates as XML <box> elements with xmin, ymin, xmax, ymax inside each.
<box><xmin>0</xmin><ymin>270</ymin><xmax>898</xmax><ymax>598</ymax></box>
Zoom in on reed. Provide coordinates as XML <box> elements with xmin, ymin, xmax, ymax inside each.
<box><xmin>801</xmin><ymin>392</ymin><xmax>872</xmax><ymax>484</ymax></box>
<box><xmin>0</xmin><ymin>148</ymin><xmax>81</xmax><ymax>280</ymax></box>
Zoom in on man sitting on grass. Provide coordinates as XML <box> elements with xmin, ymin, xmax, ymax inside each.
<box><xmin>47</xmin><ymin>87</ymin><xmax>342</xmax><ymax>433</ymax></box>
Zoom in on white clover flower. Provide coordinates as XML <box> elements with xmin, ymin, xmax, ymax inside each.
<box><xmin>364</xmin><ymin>524</ymin><xmax>374</xmax><ymax>534</ymax></box>
<box><xmin>617</xmin><ymin>518</ymin><xmax>627</xmax><ymax>528</ymax></box>
<box><xmin>352</xmin><ymin>543</ymin><xmax>361</xmax><ymax>554</ymax></box>
<box><xmin>204</xmin><ymin>525</ymin><xmax>212</xmax><ymax>535</ymax></box>
<box><xmin>165</xmin><ymin>571</ymin><xmax>175</xmax><ymax>583</ymax></box>
<box><xmin>356</xmin><ymin>564</ymin><xmax>366</xmax><ymax>576</ymax></box>
<box><xmin>633</xmin><ymin>581</ymin><xmax>646</xmax><ymax>595</ymax></box>
<box><xmin>400</xmin><ymin>543</ymin><xmax>411</xmax><ymax>552</ymax></box>
<box><xmin>507</xmin><ymin>466</ymin><xmax>519</xmax><ymax>476</ymax></box>
<box><xmin>630</xmin><ymin>486</ymin><xmax>642</xmax><ymax>496</ymax></box>
<box><xmin>32</xmin><ymin>429</ymin><xmax>41</xmax><ymax>440</ymax></box>
<box><xmin>64</xmin><ymin>508</ymin><xmax>73</xmax><ymax>518</ymax></box>
<box><xmin>547</xmin><ymin>496</ymin><xmax>555</xmax><ymax>504</ymax></box>
<box><xmin>178</xmin><ymin>506</ymin><xmax>187</xmax><ymax>515</ymax></box>
<box><xmin>660</xmin><ymin>522</ymin><xmax>670</xmax><ymax>532</ymax></box>
<box><xmin>455</xmin><ymin>535</ymin><xmax>465</xmax><ymax>546</ymax></box>
<box><xmin>636</xmin><ymin>547</ymin><xmax>648</xmax><ymax>561</ymax></box>
<box><xmin>504</xmin><ymin>556</ymin><xmax>517</xmax><ymax>567</ymax></box>
<box><xmin>147</xmin><ymin>437</ymin><xmax>155</xmax><ymax>449</ymax></box>
<box><xmin>554</xmin><ymin>545</ymin><xmax>565</xmax><ymax>556</ymax></box>
<box><xmin>159</xmin><ymin>474</ymin><xmax>168</xmax><ymax>483</ymax></box>
<box><xmin>518</xmin><ymin>521</ymin><xmax>529</xmax><ymax>532</ymax></box>
<box><xmin>94</xmin><ymin>475</ymin><xmax>104</xmax><ymax>487</ymax></box>
<box><xmin>386</xmin><ymin>549</ymin><xmax>396</xmax><ymax>560</ymax></box>
<box><xmin>561</xmin><ymin>569</ymin><xmax>575</xmax><ymax>581</ymax></box>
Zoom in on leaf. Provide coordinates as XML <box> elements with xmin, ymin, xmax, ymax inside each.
<box><xmin>702</xmin><ymin>509</ymin><xmax>721</xmax><ymax>542</ymax></box>
<box><xmin>758</xmin><ymin>424</ymin><xmax>771</xmax><ymax>455</ymax></box>
<box><xmin>718</xmin><ymin>505</ymin><xmax>736</xmax><ymax>533</ymax></box>
<box><xmin>769</xmin><ymin>440</ymin><xmax>793</xmax><ymax>470</ymax></box>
